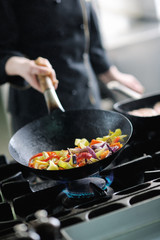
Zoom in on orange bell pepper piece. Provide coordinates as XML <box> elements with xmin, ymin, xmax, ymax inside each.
<box><xmin>100</xmin><ymin>150</ymin><xmax>110</xmax><ymax>160</ymax></box>
<box><xmin>90</xmin><ymin>139</ymin><xmax>103</xmax><ymax>146</ymax></box>
<box><xmin>112</xmin><ymin>136</ymin><xmax>120</xmax><ymax>143</ymax></box>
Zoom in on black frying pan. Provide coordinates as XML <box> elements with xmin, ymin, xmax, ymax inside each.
<box><xmin>9</xmin><ymin>109</ymin><xmax>132</xmax><ymax>180</ymax></box>
<box><xmin>113</xmin><ymin>91</ymin><xmax>160</xmax><ymax>134</ymax></box>
<box><xmin>107</xmin><ymin>81</ymin><xmax>160</xmax><ymax>135</ymax></box>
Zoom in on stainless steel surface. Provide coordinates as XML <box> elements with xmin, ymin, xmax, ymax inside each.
<box><xmin>61</xmin><ymin>196</ymin><xmax>160</xmax><ymax>240</ymax></box>
<box><xmin>0</xmin><ymin>133</ymin><xmax>160</xmax><ymax>239</ymax></box>
<box><xmin>44</xmin><ymin>87</ymin><xmax>65</xmax><ymax>113</ymax></box>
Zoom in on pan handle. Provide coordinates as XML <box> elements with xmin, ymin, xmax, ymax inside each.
<box><xmin>35</xmin><ymin>58</ymin><xmax>65</xmax><ymax>113</ymax></box>
<box><xmin>107</xmin><ymin>81</ymin><xmax>142</xmax><ymax>100</ymax></box>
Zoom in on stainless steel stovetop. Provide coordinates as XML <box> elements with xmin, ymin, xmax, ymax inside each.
<box><xmin>0</xmin><ymin>131</ymin><xmax>160</xmax><ymax>240</ymax></box>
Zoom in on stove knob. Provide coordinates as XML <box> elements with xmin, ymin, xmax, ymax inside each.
<box><xmin>14</xmin><ymin>223</ymin><xmax>40</xmax><ymax>240</ymax></box>
<box><xmin>34</xmin><ymin>210</ymin><xmax>61</xmax><ymax>240</ymax></box>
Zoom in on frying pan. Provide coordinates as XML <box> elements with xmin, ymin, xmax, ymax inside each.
<box><xmin>108</xmin><ymin>81</ymin><xmax>160</xmax><ymax>135</ymax></box>
<box><xmin>8</xmin><ymin>66</ymin><xmax>133</xmax><ymax>181</ymax></box>
<box><xmin>9</xmin><ymin>109</ymin><xmax>132</xmax><ymax>181</ymax></box>
<box><xmin>9</xmin><ymin>58</ymin><xmax>132</xmax><ymax>180</ymax></box>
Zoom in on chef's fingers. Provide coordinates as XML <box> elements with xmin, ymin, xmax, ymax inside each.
<box><xmin>35</xmin><ymin>57</ymin><xmax>52</xmax><ymax>68</ymax></box>
<box><xmin>48</xmin><ymin>68</ymin><xmax>59</xmax><ymax>90</ymax></box>
<box><xmin>26</xmin><ymin>74</ymin><xmax>42</xmax><ymax>92</ymax></box>
<box><xmin>34</xmin><ymin>57</ymin><xmax>59</xmax><ymax>89</ymax></box>
<box><xmin>121</xmin><ymin>75</ymin><xmax>145</xmax><ymax>94</ymax></box>
<box><xmin>32</xmin><ymin>66</ymin><xmax>59</xmax><ymax>90</ymax></box>
<box><xmin>31</xmin><ymin>65</ymin><xmax>50</xmax><ymax>75</ymax></box>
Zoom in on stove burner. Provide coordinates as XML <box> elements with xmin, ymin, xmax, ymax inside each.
<box><xmin>105</xmin><ymin>171</ymin><xmax>114</xmax><ymax>186</ymax></box>
<box><xmin>55</xmin><ymin>177</ymin><xmax>114</xmax><ymax>209</ymax></box>
<box><xmin>63</xmin><ymin>177</ymin><xmax>108</xmax><ymax>199</ymax></box>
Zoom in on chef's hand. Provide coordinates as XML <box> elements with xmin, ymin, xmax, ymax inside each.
<box><xmin>5</xmin><ymin>56</ymin><xmax>58</xmax><ymax>92</ymax></box>
<box><xmin>98</xmin><ymin>65</ymin><xmax>144</xmax><ymax>94</ymax></box>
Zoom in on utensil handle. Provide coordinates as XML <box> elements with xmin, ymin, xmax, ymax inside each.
<box><xmin>35</xmin><ymin>58</ymin><xmax>65</xmax><ymax>113</ymax></box>
<box><xmin>38</xmin><ymin>75</ymin><xmax>65</xmax><ymax>113</ymax></box>
<box><xmin>38</xmin><ymin>75</ymin><xmax>53</xmax><ymax>92</ymax></box>
<box><xmin>107</xmin><ymin>81</ymin><xmax>142</xmax><ymax>100</ymax></box>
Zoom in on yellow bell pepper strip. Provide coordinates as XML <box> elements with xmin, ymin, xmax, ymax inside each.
<box><xmin>42</xmin><ymin>152</ymin><xmax>60</xmax><ymax>162</ymax></box>
<box><xmin>29</xmin><ymin>152</ymin><xmax>43</xmax><ymax>167</ymax></box>
<box><xmin>58</xmin><ymin>159</ymin><xmax>73</xmax><ymax>169</ymax></box>
<box><xmin>97</xmin><ymin>129</ymin><xmax>123</xmax><ymax>143</ymax></box>
<box><xmin>34</xmin><ymin>160</ymin><xmax>49</xmax><ymax>169</ymax></box>
<box><xmin>47</xmin><ymin>161</ymin><xmax>59</xmax><ymax>170</ymax></box>
<box><xmin>75</xmin><ymin>138</ymin><xmax>89</xmax><ymax>148</ymax></box>
<box><xmin>89</xmin><ymin>157</ymin><xmax>99</xmax><ymax>163</ymax></box>
<box><xmin>109</xmin><ymin>129</ymin><xmax>122</xmax><ymax>138</ymax></box>
<box><xmin>95</xmin><ymin>148</ymin><xmax>106</xmax><ymax>159</ymax></box>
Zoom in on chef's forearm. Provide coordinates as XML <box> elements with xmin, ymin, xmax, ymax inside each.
<box><xmin>98</xmin><ymin>66</ymin><xmax>120</xmax><ymax>83</ymax></box>
<box><xmin>98</xmin><ymin>65</ymin><xmax>144</xmax><ymax>94</ymax></box>
<box><xmin>5</xmin><ymin>56</ymin><xmax>29</xmax><ymax>77</ymax></box>
<box><xmin>5</xmin><ymin>56</ymin><xmax>58</xmax><ymax>92</ymax></box>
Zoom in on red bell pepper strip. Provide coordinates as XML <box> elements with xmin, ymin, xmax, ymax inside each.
<box><xmin>29</xmin><ymin>152</ymin><xmax>43</xmax><ymax>161</ymax></box>
<box><xmin>42</xmin><ymin>152</ymin><xmax>60</xmax><ymax>162</ymax></box>
<box><xmin>76</xmin><ymin>152</ymin><xmax>92</xmax><ymax>161</ymax></box>
<box><xmin>78</xmin><ymin>162</ymin><xmax>87</xmax><ymax>167</ymax></box>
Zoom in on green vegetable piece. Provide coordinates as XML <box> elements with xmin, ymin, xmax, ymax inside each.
<box><xmin>58</xmin><ymin>160</ymin><xmax>73</xmax><ymax>169</ymax></box>
<box><xmin>75</xmin><ymin>138</ymin><xmax>89</xmax><ymax>148</ymax></box>
<box><xmin>95</xmin><ymin>148</ymin><xmax>106</xmax><ymax>159</ymax></box>
<box><xmin>47</xmin><ymin>161</ymin><xmax>59</xmax><ymax>170</ymax></box>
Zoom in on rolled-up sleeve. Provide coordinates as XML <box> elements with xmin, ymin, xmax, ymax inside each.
<box><xmin>0</xmin><ymin>0</ymin><xmax>25</xmax><ymax>85</ymax></box>
<box><xmin>89</xmin><ymin>3</ymin><xmax>111</xmax><ymax>75</ymax></box>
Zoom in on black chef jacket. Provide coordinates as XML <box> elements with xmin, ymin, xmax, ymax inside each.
<box><xmin>0</xmin><ymin>0</ymin><xmax>111</xmax><ymax>127</ymax></box>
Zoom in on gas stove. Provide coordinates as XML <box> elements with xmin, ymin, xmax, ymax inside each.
<box><xmin>0</xmin><ymin>131</ymin><xmax>160</xmax><ymax>240</ymax></box>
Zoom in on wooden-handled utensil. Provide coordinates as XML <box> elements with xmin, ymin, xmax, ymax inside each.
<box><xmin>35</xmin><ymin>58</ymin><xmax>65</xmax><ymax>113</ymax></box>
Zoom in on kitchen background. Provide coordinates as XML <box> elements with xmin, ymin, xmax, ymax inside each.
<box><xmin>1</xmin><ymin>0</ymin><xmax>160</xmax><ymax>159</ymax></box>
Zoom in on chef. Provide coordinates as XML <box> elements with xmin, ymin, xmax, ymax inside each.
<box><xmin>0</xmin><ymin>0</ymin><xmax>144</xmax><ymax>133</ymax></box>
